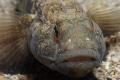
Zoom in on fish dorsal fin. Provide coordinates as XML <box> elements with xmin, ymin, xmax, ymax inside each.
<box><xmin>0</xmin><ymin>1</ymin><xmax>35</xmax><ymax>73</ymax></box>
<box><xmin>17</xmin><ymin>0</ymin><xmax>33</xmax><ymax>13</ymax></box>
<box><xmin>17</xmin><ymin>0</ymin><xmax>44</xmax><ymax>14</ymax></box>
<box><xmin>87</xmin><ymin>5</ymin><xmax>120</xmax><ymax>36</ymax></box>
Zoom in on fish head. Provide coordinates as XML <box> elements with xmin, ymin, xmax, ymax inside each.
<box><xmin>27</xmin><ymin>18</ymin><xmax>106</xmax><ymax>77</ymax></box>
<box><xmin>27</xmin><ymin>0</ymin><xmax>106</xmax><ymax>77</ymax></box>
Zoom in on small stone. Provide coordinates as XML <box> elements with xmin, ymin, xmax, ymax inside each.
<box><xmin>112</xmin><ymin>75</ymin><xmax>117</xmax><ymax>79</ymax></box>
<box><xmin>105</xmin><ymin>62</ymin><xmax>111</xmax><ymax>70</ymax></box>
<box><xmin>112</xmin><ymin>79</ymin><xmax>117</xmax><ymax>80</ymax></box>
<box><xmin>114</xmin><ymin>67</ymin><xmax>120</xmax><ymax>72</ymax></box>
<box><xmin>110</xmin><ymin>71</ymin><xmax>115</xmax><ymax>75</ymax></box>
<box><xmin>106</xmin><ymin>56</ymin><xmax>112</xmax><ymax>61</ymax></box>
<box><xmin>117</xmin><ymin>76</ymin><xmax>120</xmax><ymax>79</ymax></box>
<box><xmin>10</xmin><ymin>75</ymin><xmax>19</xmax><ymax>80</ymax></box>
<box><xmin>20</xmin><ymin>75</ymin><xmax>28</xmax><ymax>80</ymax></box>
<box><xmin>111</xmin><ymin>57</ymin><xmax>119</xmax><ymax>62</ymax></box>
<box><xmin>117</xmin><ymin>65</ymin><xmax>120</xmax><ymax>67</ymax></box>
<box><xmin>0</xmin><ymin>76</ymin><xmax>5</xmax><ymax>80</ymax></box>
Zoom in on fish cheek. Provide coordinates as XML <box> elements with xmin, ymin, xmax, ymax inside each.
<box><xmin>92</xmin><ymin>21</ymin><xmax>106</xmax><ymax>61</ymax></box>
<box><xmin>27</xmin><ymin>21</ymin><xmax>58</xmax><ymax>67</ymax></box>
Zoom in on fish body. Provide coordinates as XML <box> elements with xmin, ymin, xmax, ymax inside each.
<box><xmin>0</xmin><ymin>0</ymin><xmax>120</xmax><ymax>77</ymax></box>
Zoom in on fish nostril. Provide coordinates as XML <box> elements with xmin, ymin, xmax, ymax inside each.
<box><xmin>64</xmin><ymin>56</ymin><xmax>96</xmax><ymax>62</ymax></box>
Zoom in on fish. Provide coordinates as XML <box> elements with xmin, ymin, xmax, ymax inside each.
<box><xmin>0</xmin><ymin>0</ymin><xmax>120</xmax><ymax>77</ymax></box>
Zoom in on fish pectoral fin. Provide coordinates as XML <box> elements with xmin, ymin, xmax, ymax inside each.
<box><xmin>0</xmin><ymin>5</ymin><xmax>34</xmax><ymax>73</ymax></box>
<box><xmin>87</xmin><ymin>6</ymin><xmax>120</xmax><ymax>36</ymax></box>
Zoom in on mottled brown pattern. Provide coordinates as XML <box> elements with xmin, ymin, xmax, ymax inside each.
<box><xmin>0</xmin><ymin>0</ymin><xmax>120</xmax><ymax>78</ymax></box>
<box><xmin>27</xmin><ymin>0</ymin><xmax>106</xmax><ymax>77</ymax></box>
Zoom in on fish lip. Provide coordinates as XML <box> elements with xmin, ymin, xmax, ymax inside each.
<box><xmin>50</xmin><ymin>61</ymin><xmax>100</xmax><ymax>77</ymax></box>
<box><xmin>55</xmin><ymin>49</ymin><xmax>100</xmax><ymax>64</ymax></box>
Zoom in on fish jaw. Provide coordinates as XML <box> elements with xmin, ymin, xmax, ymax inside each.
<box><xmin>50</xmin><ymin>49</ymin><xmax>100</xmax><ymax>77</ymax></box>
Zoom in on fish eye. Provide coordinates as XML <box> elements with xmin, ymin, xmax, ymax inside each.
<box><xmin>54</xmin><ymin>22</ymin><xmax>62</xmax><ymax>42</ymax></box>
<box><xmin>54</xmin><ymin>24</ymin><xmax>59</xmax><ymax>38</ymax></box>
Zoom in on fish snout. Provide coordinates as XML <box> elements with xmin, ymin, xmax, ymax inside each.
<box><xmin>50</xmin><ymin>49</ymin><xmax>100</xmax><ymax>77</ymax></box>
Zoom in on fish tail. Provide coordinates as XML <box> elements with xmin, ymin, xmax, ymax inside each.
<box><xmin>87</xmin><ymin>5</ymin><xmax>120</xmax><ymax>36</ymax></box>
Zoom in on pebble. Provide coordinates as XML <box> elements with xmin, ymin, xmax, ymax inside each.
<box><xmin>94</xmin><ymin>37</ymin><xmax>120</xmax><ymax>80</ymax></box>
<box><xmin>112</xmin><ymin>57</ymin><xmax>119</xmax><ymax>62</ymax></box>
<box><xmin>0</xmin><ymin>73</ymin><xmax>30</xmax><ymax>80</ymax></box>
<box><xmin>0</xmin><ymin>76</ymin><xmax>5</xmax><ymax>80</ymax></box>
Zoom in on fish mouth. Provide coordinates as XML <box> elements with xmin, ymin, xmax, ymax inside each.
<box><xmin>55</xmin><ymin>49</ymin><xmax>100</xmax><ymax>64</ymax></box>
<box><xmin>50</xmin><ymin>49</ymin><xmax>100</xmax><ymax>77</ymax></box>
